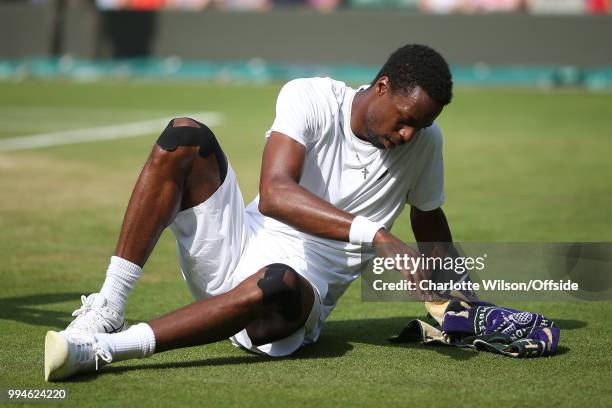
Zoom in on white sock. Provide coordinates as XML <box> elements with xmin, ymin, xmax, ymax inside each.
<box><xmin>95</xmin><ymin>323</ymin><xmax>156</xmax><ymax>362</ymax></box>
<box><xmin>99</xmin><ymin>256</ymin><xmax>142</xmax><ymax>312</ymax></box>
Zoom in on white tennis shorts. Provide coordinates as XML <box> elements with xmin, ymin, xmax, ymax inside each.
<box><xmin>169</xmin><ymin>163</ymin><xmax>322</xmax><ymax>357</ymax></box>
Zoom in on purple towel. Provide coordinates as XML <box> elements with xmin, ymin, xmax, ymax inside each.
<box><xmin>441</xmin><ymin>301</ymin><xmax>560</xmax><ymax>356</ymax></box>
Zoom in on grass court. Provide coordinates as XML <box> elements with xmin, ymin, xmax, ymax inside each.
<box><xmin>1</xmin><ymin>81</ymin><xmax>611</xmax><ymax>406</ymax></box>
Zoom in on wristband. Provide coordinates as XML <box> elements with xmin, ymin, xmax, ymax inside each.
<box><xmin>349</xmin><ymin>216</ymin><xmax>385</xmax><ymax>245</ymax></box>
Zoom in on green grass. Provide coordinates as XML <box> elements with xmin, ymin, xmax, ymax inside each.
<box><xmin>1</xmin><ymin>81</ymin><xmax>611</xmax><ymax>407</ymax></box>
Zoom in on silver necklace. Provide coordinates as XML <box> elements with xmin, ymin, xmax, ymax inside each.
<box><xmin>343</xmin><ymin>90</ymin><xmax>369</xmax><ymax>180</ymax></box>
<box><xmin>349</xmin><ymin>134</ymin><xmax>369</xmax><ymax>180</ymax></box>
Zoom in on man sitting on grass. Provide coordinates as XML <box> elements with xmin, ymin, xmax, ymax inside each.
<box><xmin>45</xmin><ymin>44</ymin><xmax>454</xmax><ymax>381</ymax></box>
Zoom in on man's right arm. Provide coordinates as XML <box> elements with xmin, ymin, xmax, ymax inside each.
<box><xmin>258</xmin><ymin>131</ymin><xmax>355</xmax><ymax>241</ymax></box>
<box><xmin>258</xmin><ymin>131</ymin><xmax>410</xmax><ymax>251</ymax></box>
<box><xmin>259</xmin><ymin>130</ymin><xmax>428</xmax><ymax>297</ymax></box>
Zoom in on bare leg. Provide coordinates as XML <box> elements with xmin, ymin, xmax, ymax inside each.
<box><xmin>114</xmin><ymin>117</ymin><xmax>222</xmax><ymax>267</ymax></box>
<box><xmin>63</xmin><ymin>117</ymin><xmax>224</xmax><ymax>331</ymax></box>
<box><xmin>46</xmin><ymin>120</ymin><xmax>317</xmax><ymax>381</ymax></box>
<box><xmin>150</xmin><ymin>265</ymin><xmax>315</xmax><ymax>351</ymax></box>
<box><xmin>45</xmin><ymin>264</ymin><xmax>315</xmax><ymax>381</ymax></box>
<box><xmin>111</xmin><ymin>118</ymin><xmax>316</xmax><ymax>348</ymax></box>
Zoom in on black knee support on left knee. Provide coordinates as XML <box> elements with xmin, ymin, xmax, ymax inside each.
<box><xmin>156</xmin><ymin>118</ymin><xmax>228</xmax><ymax>181</ymax></box>
<box><xmin>257</xmin><ymin>264</ymin><xmax>302</xmax><ymax>321</ymax></box>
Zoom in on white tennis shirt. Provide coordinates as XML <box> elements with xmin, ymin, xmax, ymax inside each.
<box><xmin>243</xmin><ymin>77</ymin><xmax>445</xmax><ymax>327</ymax></box>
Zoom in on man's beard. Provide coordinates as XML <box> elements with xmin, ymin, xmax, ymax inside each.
<box><xmin>364</xmin><ymin>115</ymin><xmax>386</xmax><ymax>149</ymax></box>
<box><xmin>364</xmin><ymin>130</ymin><xmax>386</xmax><ymax>149</ymax></box>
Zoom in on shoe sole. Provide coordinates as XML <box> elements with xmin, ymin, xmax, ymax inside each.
<box><xmin>44</xmin><ymin>331</ymin><xmax>69</xmax><ymax>382</ymax></box>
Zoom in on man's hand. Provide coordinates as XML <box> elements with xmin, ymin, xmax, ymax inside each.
<box><xmin>373</xmin><ymin>229</ymin><xmax>433</xmax><ymax>301</ymax></box>
<box><xmin>410</xmin><ymin>206</ymin><xmax>478</xmax><ymax>302</ymax></box>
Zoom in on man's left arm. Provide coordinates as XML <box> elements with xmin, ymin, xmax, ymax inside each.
<box><xmin>405</xmin><ymin>125</ymin><xmax>462</xmax><ymax>303</ymax></box>
<box><xmin>410</xmin><ymin>206</ymin><xmax>452</xmax><ymax>243</ymax></box>
<box><xmin>410</xmin><ymin>206</ymin><xmax>457</xmax><ymax>285</ymax></box>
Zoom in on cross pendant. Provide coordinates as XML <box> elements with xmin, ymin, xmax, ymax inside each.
<box><xmin>361</xmin><ymin>167</ymin><xmax>369</xmax><ymax>179</ymax></box>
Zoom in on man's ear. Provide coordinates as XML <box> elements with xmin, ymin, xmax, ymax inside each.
<box><xmin>375</xmin><ymin>76</ymin><xmax>390</xmax><ymax>96</ymax></box>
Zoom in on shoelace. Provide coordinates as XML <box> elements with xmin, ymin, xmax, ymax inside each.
<box><xmin>69</xmin><ymin>295</ymin><xmax>105</xmax><ymax>331</ymax></box>
<box><xmin>92</xmin><ymin>343</ymin><xmax>113</xmax><ymax>370</ymax></box>
<box><xmin>71</xmin><ymin>295</ymin><xmax>95</xmax><ymax>318</ymax></box>
<box><xmin>71</xmin><ymin>333</ymin><xmax>113</xmax><ymax>370</ymax></box>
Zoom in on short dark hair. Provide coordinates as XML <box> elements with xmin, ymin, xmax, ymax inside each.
<box><xmin>372</xmin><ymin>44</ymin><xmax>453</xmax><ymax>106</ymax></box>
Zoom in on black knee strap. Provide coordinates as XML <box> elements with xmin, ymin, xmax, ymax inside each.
<box><xmin>156</xmin><ymin>118</ymin><xmax>227</xmax><ymax>182</ymax></box>
<box><xmin>257</xmin><ymin>264</ymin><xmax>302</xmax><ymax>321</ymax></box>
<box><xmin>157</xmin><ymin>119</ymin><xmax>219</xmax><ymax>157</ymax></box>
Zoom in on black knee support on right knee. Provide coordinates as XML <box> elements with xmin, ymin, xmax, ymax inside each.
<box><xmin>156</xmin><ymin>118</ymin><xmax>228</xmax><ymax>182</ymax></box>
<box><xmin>257</xmin><ymin>264</ymin><xmax>302</xmax><ymax>321</ymax></box>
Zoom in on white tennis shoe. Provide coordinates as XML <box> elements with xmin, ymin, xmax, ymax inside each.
<box><xmin>44</xmin><ymin>330</ymin><xmax>113</xmax><ymax>381</ymax></box>
<box><xmin>64</xmin><ymin>293</ymin><xmax>125</xmax><ymax>334</ymax></box>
